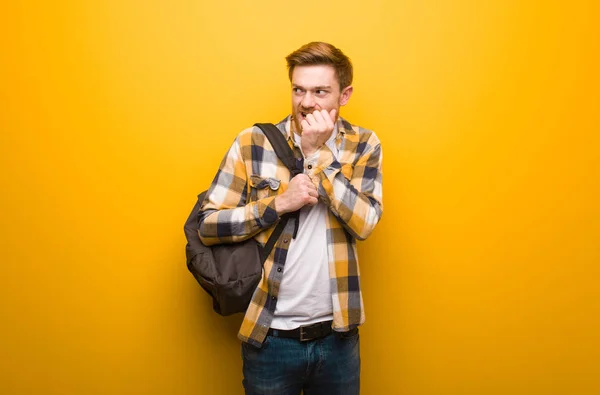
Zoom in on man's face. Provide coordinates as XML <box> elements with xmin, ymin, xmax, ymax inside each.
<box><xmin>291</xmin><ymin>65</ymin><xmax>353</xmax><ymax>134</ymax></box>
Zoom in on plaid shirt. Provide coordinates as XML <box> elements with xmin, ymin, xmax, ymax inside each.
<box><xmin>199</xmin><ymin>115</ymin><xmax>383</xmax><ymax>347</ymax></box>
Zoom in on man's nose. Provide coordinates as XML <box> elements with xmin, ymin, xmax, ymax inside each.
<box><xmin>301</xmin><ymin>92</ymin><xmax>316</xmax><ymax>109</ymax></box>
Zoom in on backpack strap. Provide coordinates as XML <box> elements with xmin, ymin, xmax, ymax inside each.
<box><xmin>254</xmin><ymin>123</ymin><xmax>303</xmax><ymax>261</ymax></box>
<box><xmin>259</xmin><ymin>213</ymin><xmax>288</xmax><ymax>263</ymax></box>
<box><xmin>254</xmin><ymin>123</ymin><xmax>302</xmax><ymax>177</ymax></box>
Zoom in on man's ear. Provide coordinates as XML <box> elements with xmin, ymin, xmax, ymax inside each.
<box><xmin>339</xmin><ymin>85</ymin><xmax>353</xmax><ymax>106</ymax></box>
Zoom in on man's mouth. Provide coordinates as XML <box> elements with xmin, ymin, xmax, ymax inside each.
<box><xmin>299</xmin><ymin>110</ymin><xmax>312</xmax><ymax>119</ymax></box>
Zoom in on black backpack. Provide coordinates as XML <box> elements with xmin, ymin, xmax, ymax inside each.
<box><xmin>184</xmin><ymin>123</ymin><xmax>301</xmax><ymax>315</ymax></box>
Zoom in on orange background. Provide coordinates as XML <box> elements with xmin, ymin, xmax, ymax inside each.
<box><xmin>1</xmin><ymin>1</ymin><xmax>599</xmax><ymax>394</ymax></box>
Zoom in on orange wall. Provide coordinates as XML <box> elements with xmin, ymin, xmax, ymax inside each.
<box><xmin>1</xmin><ymin>1</ymin><xmax>599</xmax><ymax>394</ymax></box>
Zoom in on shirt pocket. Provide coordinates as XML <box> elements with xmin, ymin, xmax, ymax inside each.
<box><xmin>249</xmin><ymin>175</ymin><xmax>281</xmax><ymax>202</ymax></box>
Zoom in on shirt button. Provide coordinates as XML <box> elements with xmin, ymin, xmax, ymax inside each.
<box><xmin>271</xmin><ymin>296</ymin><xmax>276</xmax><ymax>301</ymax></box>
<box><xmin>277</xmin><ymin>267</ymin><xmax>282</xmax><ymax>272</ymax></box>
<box><xmin>307</xmin><ymin>164</ymin><xmax>313</xmax><ymax>170</ymax></box>
<box><xmin>283</xmin><ymin>239</ymin><xmax>289</xmax><ymax>243</ymax></box>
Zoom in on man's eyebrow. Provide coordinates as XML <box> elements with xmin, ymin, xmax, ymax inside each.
<box><xmin>292</xmin><ymin>84</ymin><xmax>332</xmax><ymax>90</ymax></box>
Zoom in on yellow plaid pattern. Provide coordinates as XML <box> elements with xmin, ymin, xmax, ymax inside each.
<box><xmin>199</xmin><ymin>116</ymin><xmax>383</xmax><ymax>347</ymax></box>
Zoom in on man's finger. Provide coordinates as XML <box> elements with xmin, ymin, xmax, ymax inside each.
<box><xmin>311</xmin><ymin>110</ymin><xmax>325</xmax><ymax>125</ymax></box>
<box><xmin>304</xmin><ymin>195</ymin><xmax>318</xmax><ymax>206</ymax></box>
<box><xmin>300</xmin><ymin>119</ymin><xmax>310</xmax><ymax>131</ymax></box>
<box><xmin>306</xmin><ymin>182</ymin><xmax>317</xmax><ymax>191</ymax></box>
<box><xmin>329</xmin><ymin>108</ymin><xmax>337</xmax><ymax>123</ymax></box>
<box><xmin>323</xmin><ymin>109</ymin><xmax>335</xmax><ymax>130</ymax></box>
<box><xmin>294</xmin><ymin>173</ymin><xmax>310</xmax><ymax>181</ymax></box>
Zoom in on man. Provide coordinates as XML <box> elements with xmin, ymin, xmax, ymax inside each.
<box><xmin>198</xmin><ymin>42</ymin><xmax>383</xmax><ymax>395</ymax></box>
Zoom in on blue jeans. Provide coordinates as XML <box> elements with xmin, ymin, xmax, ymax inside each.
<box><xmin>241</xmin><ymin>328</ymin><xmax>360</xmax><ymax>395</ymax></box>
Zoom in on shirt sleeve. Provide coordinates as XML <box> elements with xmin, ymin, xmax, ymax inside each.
<box><xmin>305</xmin><ymin>132</ymin><xmax>383</xmax><ymax>241</ymax></box>
<box><xmin>198</xmin><ymin>134</ymin><xmax>280</xmax><ymax>246</ymax></box>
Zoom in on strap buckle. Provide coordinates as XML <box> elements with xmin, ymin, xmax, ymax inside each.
<box><xmin>299</xmin><ymin>326</ymin><xmax>316</xmax><ymax>342</ymax></box>
<box><xmin>299</xmin><ymin>322</ymin><xmax>326</xmax><ymax>342</ymax></box>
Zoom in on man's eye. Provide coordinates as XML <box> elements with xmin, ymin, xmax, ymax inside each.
<box><xmin>293</xmin><ymin>88</ymin><xmax>304</xmax><ymax>94</ymax></box>
<box><xmin>316</xmin><ymin>90</ymin><xmax>328</xmax><ymax>96</ymax></box>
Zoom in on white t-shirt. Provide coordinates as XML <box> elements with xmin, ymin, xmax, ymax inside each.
<box><xmin>270</xmin><ymin>127</ymin><xmax>339</xmax><ymax>330</ymax></box>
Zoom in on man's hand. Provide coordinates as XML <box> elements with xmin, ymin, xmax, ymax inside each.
<box><xmin>300</xmin><ymin>109</ymin><xmax>337</xmax><ymax>157</ymax></box>
<box><xmin>274</xmin><ymin>174</ymin><xmax>318</xmax><ymax>215</ymax></box>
